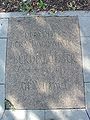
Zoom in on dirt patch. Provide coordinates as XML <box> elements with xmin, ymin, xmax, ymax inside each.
<box><xmin>0</xmin><ymin>0</ymin><xmax>90</xmax><ymax>12</ymax></box>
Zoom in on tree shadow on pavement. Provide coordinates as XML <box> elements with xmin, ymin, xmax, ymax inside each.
<box><xmin>2</xmin><ymin>16</ymin><xmax>88</xmax><ymax>120</ymax></box>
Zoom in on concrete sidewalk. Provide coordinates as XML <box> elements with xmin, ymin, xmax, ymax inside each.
<box><xmin>0</xmin><ymin>11</ymin><xmax>90</xmax><ymax>120</ymax></box>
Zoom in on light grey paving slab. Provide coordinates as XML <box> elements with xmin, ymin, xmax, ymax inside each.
<box><xmin>83</xmin><ymin>69</ymin><xmax>90</xmax><ymax>83</ymax></box>
<box><xmin>1</xmin><ymin>11</ymin><xmax>90</xmax><ymax>18</ymax></box>
<box><xmin>79</xmin><ymin>17</ymin><xmax>90</xmax><ymax>37</ymax></box>
<box><xmin>26</xmin><ymin>110</ymin><xmax>44</xmax><ymax>120</ymax></box>
<box><xmin>6</xmin><ymin>17</ymin><xmax>84</xmax><ymax>109</ymax></box>
<box><xmin>85</xmin><ymin>83</ymin><xmax>90</xmax><ymax>117</ymax></box>
<box><xmin>0</xmin><ymin>85</ymin><xmax>5</xmax><ymax>119</ymax></box>
<box><xmin>0</xmin><ymin>12</ymin><xmax>28</xmax><ymax>18</ymax></box>
<box><xmin>81</xmin><ymin>37</ymin><xmax>90</xmax><ymax>82</ymax></box>
<box><xmin>82</xmin><ymin>52</ymin><xmax>90</xmax><ymax>73</ymax></box>
<box><xmin>0</xmin><ymin>39</ymin><xmax>7</xmax><ymax>83</ymax></box>
<box><xmin>81</xmin><ymin>37</ymin><xmax>90</xmax><ymax>55</ymax></box>
<box><xmin>55</xmin><ymin>11</ymin><xmax>90</xmax><ymax>17</ymax></box>
<box><xmin>45</xmin><ymin>109</ymin><xmax>89</xmax><ymax>120</ymax></box>
<box><xmin>2</xmin><ymin>110</ymin><xmax>44</xmax><ymax>120</ymax></box>
<box><xmin>2</xmin><ymin>110</ymin><xmax>26</xmax><ymax>120</ymax></box>
<box><xmin>0</xmin><ymin>19</ymin><xmax>8</xmax><ymax>38</ymax></box>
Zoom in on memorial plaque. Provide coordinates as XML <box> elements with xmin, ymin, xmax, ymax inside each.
<box><xmin>6</xmin><ymin>17</ymin><xmax>85</xmax><ymax>109</ymax></box>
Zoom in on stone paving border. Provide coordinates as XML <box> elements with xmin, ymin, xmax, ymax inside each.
<box><xmin>0</xmin><ymin>11</ymin><xmax>90</xmax><ymax>120</ymax></box>
<box><xmin>0</xmin><ymin>19</ymin><xmax>8</xmax><ymax>120</ymax></box>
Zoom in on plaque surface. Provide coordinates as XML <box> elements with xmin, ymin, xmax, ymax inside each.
<box><xmin>6</xmin><ymin>17</ymin><xmax>85</xmax><ymax>109</ymax></box>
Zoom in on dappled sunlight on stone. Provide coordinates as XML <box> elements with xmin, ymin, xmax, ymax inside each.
<box><xmin>0</xmin><ymin>59</ymin><xmax>5</xmax><ymax>72</ymax></box>
<box><xmin>11</xmin><ymin>110</ymin><xmax>26</xmax><ymax>120</ymax></box>
<box><xmin>55</xmin><ymin>33</ymin><xmax>67</xmax><ymax>46</ymax></box>
<box><xmin>62</xmin><ymin>85</ymin><xmax>84</xmax><ymax>107</ymax></box>
<box><xmin>48</xmin><ymin>55</ymin><xmax>55</xmax><ymax>72</ymax></box>
<box><xmin>27</xmin><ymin>111</ymin><xmax>40</xmax><ymax>120</ymax></box>
<box><xmin>63</xmin><ymin>95</ymin><xmax>75</xmax><ymax>107</ymax></box>
<box><xmin>46</xmin><ymin>109</ymin><xmax>88</xmax><ymax>120</ymax></box>
<box><xmin>2</xmin><ymin>110</ymin><xmax>26</xmax><ymax>120</ymax></box>
<box><xmin>62</xmin><ymin>95</ymin><xmax>80</xmax><ymax>107</ymax></box>
<box><xmin>7</xmin><ymin>95</ymin><xmax>24</xmax><ymax>109</ymax></box>
<box><xmin>37</xmin><ymin>81</ymin><xmax>49</xmax><ymax>94</ymax></box>
<box><xmin>0</xmin><ymin>106</ymin><xmax>3</xmax><ymax>112</ymax></box>
<box><xmin>15</xmin><ymin>24</ymin><xmax>24</xmax><ymax>32</ymax></box>
<box><xmin>6</xmin><ymin>17</ymin><xmax>84</xmax><ymax>109</ymax></box>
<box><xmin>22</xmin><ymin>41</ymin><xmax>34</xmax><ymax>55</ymax></box>
<box><xmin>48</xmin><ymin>100</ymin><xmax>58</xmax><ymax>108</ymax></box>
<box><xmin>52</xmin><ymin>110</ymin><xmax>69</xmax><ymax>120</ymax></box>
<box><xmin>55</xmin><ymin>32</ymin><xmax>80</xmax><ymax>54</ymax></box>
<box><xmin>54</xmin><ymin>32</ymin><xmax>82</xmax><ymax>67</ymax></box>
<box><xmin>0</xmin><ymin>105</ymin><xmax>4</xmax><ymax>118</ymax></box>
<box><xmin>11</xmin><ymin>47</ymin><xmax>21</xmax><ymax>56</ymax></box>
<box><xmin>35</xmin><ymin>17</ymin><xmax>47</xmax><ymax>27</ymax></box>
<box><xmin>83</xmin><ymin>56</ymin><xmax>90</xmax><ymax>72</ymax></box>
<box><xmin>48</xmin><ymin>55</ymin><xmax>54</xmax><ymax>64</ymax></box>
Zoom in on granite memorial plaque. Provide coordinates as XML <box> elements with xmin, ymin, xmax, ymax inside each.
<box><xmin>6</xmin><ymin>17</ymin><xmax>85</xmax><ymax>109</ymax></box>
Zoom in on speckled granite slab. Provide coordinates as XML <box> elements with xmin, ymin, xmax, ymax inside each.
<box><xmin>6</xmin><ymin>17</ymin><xmax>85</xmax><ymax>109</ymax></box>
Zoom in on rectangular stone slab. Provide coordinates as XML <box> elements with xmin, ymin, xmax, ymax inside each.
<box><xmin>6</xmin><ymin>17</ymin><xmax>85</xmax><ymax>109</ymax></box>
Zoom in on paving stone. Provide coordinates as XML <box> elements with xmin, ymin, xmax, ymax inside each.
<box><xmin>0</xmin><ymin>39</ymin><xmax>6</xmax><ymax>83</ymax></box>
<box><xmin>45</xmin><ymin>109</ymin><xmax>89</xmax><ymax>120</ymax></box>
<box><xmin>6</xmin><ymin>17</ymin><xmax>84</xmax><ymax>109</ymax></box>
<box><xmin>82</xmin><ymin>55</ymin><xmax>90</xmax><ymax>82</ymax></box>
<box><xmin>1</xmin><ymin>12</ymin><xmax>90</xmax><ymax>18</ymax></box>
<box><xmin>2</xmin><ymin>110</ymin><xmax>26</xmax><ymax>120</ymax></box>
<box><xmin>79</xmin><ymin>17</ymin><xmax>90</xmax><ymax>37</ymax></box>
<box><xmin>26</xmin><ymin>110</ymin><xmax>44</xmax><ymax>120</ymax></box>
<box><xmin>81</xmin><ymin>37</ymin><xmax>90</xmax><ymax>56</ymax></box>
<box><xmin>81</xmin><ymin>37</ymin><xmax>90</xmax><ymax>82</ymax></box>
<box><xmin>0</xmin><ymin>85</ymin><xmax>5</xmax><ymax>119</ymax></box>
<box><xmin>83</xmin><ymin>70</ymin><xmax>90</xmax><ymax>83</ymax></box>
<box><xmin>2</xmin><ymin>110</ymin><xmax>44</xmax><ymax>120</ymax></box>
<box><xmin>0</xmin><ymin>19</ymin><xmax>8</xmax><ymax>38</ymax></box>
<box><xmin>85</xmin><ymin>83</ymin><xmax>90</xmax><ymax>117</ymax></box>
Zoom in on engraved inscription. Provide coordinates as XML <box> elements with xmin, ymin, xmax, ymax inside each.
<box><xmin>6</xmin><ymin>17</ymin><xmax>84</xmax><ymax>109</ymax></box>
<box><xmin>21</xmin><ymin>80</ymin><xmax>67</xmax><ymax>93</ymax></box>
<box><xmin>13</xmin><ymin>51</ymin><xmax>76</xmax><ymax>65</ymax></box>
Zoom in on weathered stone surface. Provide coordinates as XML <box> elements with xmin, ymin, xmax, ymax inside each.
<box><xmin>6</xmin><ymin>17</ymin><xmax>84</xmax><ymax>109</ymax></box>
